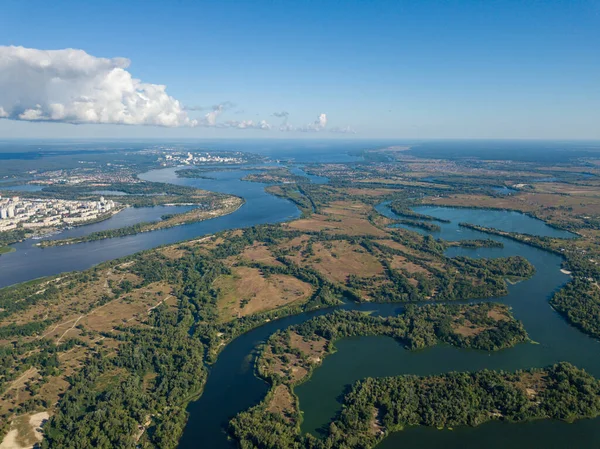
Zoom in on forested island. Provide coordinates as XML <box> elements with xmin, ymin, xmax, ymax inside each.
<box><xmin>232</xmin><ymin>362</ymin><xmax>600</xmax><ymax>449</ymax></box>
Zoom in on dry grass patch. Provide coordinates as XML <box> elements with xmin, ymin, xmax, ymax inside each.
<box><xmin>289</xmin><ymin>332</ymin><xmax>328</xmax><ymax>363</ymax></box>
<box><xmin>304</xmin><ymin>241</ymin><xmax>384</xmax><ymax>284</ymax></box>
<box><xmin>287</xmin><ymin>201</ymin><xmax>388</xmax><ymax>237</ymax></box>
<box><xmin>0</xmin><ymin>411</ymin><xmax>48</xmax><ymax>449</ymax></box>
<box><xmin>452</xmin><ymin>305</ymin><xmax>511</xmax><ymax>338</ymax></box>
<box><xmin>0</xmin><ymin>345</ymin><xmax>89</xmax><ymax>421</ymax></box>
<box><xmin>260</xmin><ymin>332</ymin><xmax>329</xmax><ymax>384</ymax></box>
<box><xmin>235</xmin><ymin>243</ymin><xmax>283</xmax><ymax>267</ymax></box>
<box><xmin>389</xmin><ymin>255</ymin><xmax>430</xmax><ymax>275</ymax></box>
<box><xmin>81</xmin><ymin>282</ymin><xmax>174</xmax><ymax>333</ymax></box>
<box><xmin>214</xmin><ymin>267</ymin><xmax>313</xmax><ymax>322</ymax></box>
<box><xmin>266</xmin><ymin>385</ymin><xmax>296</xmax><ymax>422</ymax></box>
<box><xmin>425</xmin><ymin>192</ymin><xmax>600</xmax><ymax>226</ymax></box>
<box><xmin>159</xmin><ymin>245</ymin><xmax>189</xmax><ymax>260</ymax></box>
<box><xmin>288</xmin><ymin>214</ymin><xmax>387</xmax><ymax>237</ymax></box>
<box><xmin>344</xmin><ymin>188</ymin><xmax>396</xmax><ymax>197</ymax></box>
<box><xmin>515</xmin><ymin>371</ymin><xmax>547</xmax><ymax>399</ymax></box>
<box><xmin>0</xmin><ymin>269</ymin><xmax>137</xmax><ymax>329</ymax></box>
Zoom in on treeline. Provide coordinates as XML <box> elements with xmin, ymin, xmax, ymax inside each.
<box><xmin>363</xmin><ymin>238</ymin><xmax>535</xmax><ymax>302</ymax></box>
<box><xmin>38</xmin><ymin>196</ymin><xmax>242</xmax><ymax>248</ymax></box>
<box><xmin>0</xmin><ymin>228</ymin><xmax>29</xmax><ymax>250</ymax></box>
<box><xmin>42</xmin><ymin>251</ymin><xmax>217</xmax><ymax>449</ymax></box>
<box><xmin>450</xmin><ymin>239</ymin><xmax>504</xmax><ymax>249</ymax></box>
<box><xmin>550</xmin><ymin>278</ymin><xmax>600</xmax><ymax>339</ymax></box>
<box><xmin>0</xmin><ymin>320</ymin><xmax>54</xmax><ymax>339</ymax></box>
<box><xmin>232</xmin><ymin>303</ymin><xmax>529</xmax><ymax>448</ymax></box>
<box><xmin>231</xmin><ymin>362</ymin><xmax>600</xmax><ymax>449</ymax></box>
<box><xmin>389</xmin><ymin>201</ymin><xmax>451</xmax><ymax>223</ymax></box>
<box><xmin>393</xmin><ymin>219</ymin><xmax>441</xmax><ymax>232</ymax></box>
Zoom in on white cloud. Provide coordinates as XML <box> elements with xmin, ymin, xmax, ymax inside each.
<box><xmin>0</xmin><ymin>46</ymin><xmax>345</xmax><ymax>134</ymax></box>
<box><xmin>0</xmin><ymin>46</ymin><xmax>196</xmax><ymax>127</ymax></box>
<box><xmin>329</xmin><ymin>125</ymin><xmax>356</xmax><ymax>134</ymax></box>
<box><xmin>225</xmin><ymin>119</ymin><xmax>271</xmax><ymax>130</ymax></box>
<box><xmin>278</xmin><ymin>112</ymin><xmax>330</xmax><ymax>132</ymax></box>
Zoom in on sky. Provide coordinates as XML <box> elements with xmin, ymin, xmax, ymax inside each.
<box><xmin>0</xmin><ymin>0</ymin><xmax>599</xmax><ymax>139</ymax></box>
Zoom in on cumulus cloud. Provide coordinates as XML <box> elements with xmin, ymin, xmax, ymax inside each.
<box><xmin>0</xmin><ymin>46</ymin><xmax>346</xmax><ymax>133</ymax></box>
<box><xmin>0</xmin><ymin>46</ymin><xmax>198</xmax><ymax>127</ymax></box>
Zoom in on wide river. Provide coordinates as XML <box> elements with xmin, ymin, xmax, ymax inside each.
<box><xmin>1</xmin><ymin>166</ymin><xmax>599</xmax><ymax>448</ymax></box>
<box><xmin>0</xmin><ymin>167</ymin><xmax>300</xmax><ymax>288</ymax></box>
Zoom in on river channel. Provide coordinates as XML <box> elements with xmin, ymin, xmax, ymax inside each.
<box><xmin>1</xmin><ymin>164</ymin><xmax>599</xmax><ymax>448</ymax></box>
<box><xmin>178</xmin><ymin>203</ymin><xmax>600</xmax><ymax>449</ymax></box>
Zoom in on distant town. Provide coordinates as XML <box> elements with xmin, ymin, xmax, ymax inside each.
<box><xmin>0</xmin><ymin>195</ymin><xmax>118</xmax><ymax>232</ymax></box>
<box><xmin>158</xmin><ymin>151</ymin><xmax>248</xmax><ymax>166</ymax></box>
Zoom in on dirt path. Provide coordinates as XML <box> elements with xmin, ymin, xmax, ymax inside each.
<box><xmin>55</xmin><ymin>315</ymin><xmax>84</xmax><ymax>345</ymax></box>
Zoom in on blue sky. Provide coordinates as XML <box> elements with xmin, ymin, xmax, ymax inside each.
<box><xmin>0</xmin><ymin>0</ymin><xmax>599</xmax><ymax>139</ymax></box>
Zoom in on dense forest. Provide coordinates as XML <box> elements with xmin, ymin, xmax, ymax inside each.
<box><xmin>551</xmin><ymin>278</ymin><xmax>600</xmax><ymax>339</ymax></box>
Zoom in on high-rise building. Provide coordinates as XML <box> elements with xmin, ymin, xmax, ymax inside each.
<box><xmin>0</xmin><ymin>208</ymin><xmax>7</xmax><ymax>219</ymax></box>
<box><xmin>7</xmin><ymin>206</ymin><xmax>15</xmax><ymax>218</ymax></box>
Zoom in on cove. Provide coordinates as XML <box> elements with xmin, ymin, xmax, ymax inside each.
<box><xmin>295</xmin><ymin>204</ymin><xmax>600</xmax><ymax>448</ymax></box>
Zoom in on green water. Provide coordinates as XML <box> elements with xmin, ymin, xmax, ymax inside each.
<box><xmin>295</xmin><ymin>204</ymin><xmax>600</xmax><ymax>448</ymax></box>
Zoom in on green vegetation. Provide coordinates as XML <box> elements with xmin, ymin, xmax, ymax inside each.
<box><xmin>20</xmin><ymin>225</ymin><xmax>345</xmax><ymax>447</ymax></box>
<box><xmin>3</xmin><ymin>146</ymin><xmax>600</xmax><ymax>449</ymax></box>
<box><xmin>449</xmin><ymin>239</ymin><xmax>504</xmax><ymax>249</ymax></box>
<box><xmin>242</xmin><ymin>168</ymin><xmax>308</xmax><ymax>185</ymax></box>
<box><xmin>0</xmin><ymin>228</ymin><xmax>28</xmax><ymax>249</ymax></box>
<box><xmin>456</xmin><ymin>222</ymin><xmax>600</xmax><ymax>340</ymax></box>
<box><xmin>550</xmin><ymin>279</ymin><xmax>600</xmax><ymax>339</ymax></box>
<box><xmin>259</xmin><ymin>303</ymin><xmax>528</xmax><ymax>382</ymax></box>
<box><xmin>390</xmin><ymin>201</ymin><xmax>450</xmax><ymax>223</ymax></box>
<box><xmin>228</xmin><ymin>303</ymin><xmax>529</xmax><ymax>447</ymax></box>
<box><xmin>393</xmin><ymin>219</ymin><xmax>441</xmax><ymax>232</ymax></box>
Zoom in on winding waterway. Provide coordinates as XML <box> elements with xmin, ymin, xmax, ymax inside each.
<box><xmin>2</xmin><ymin>161</ymin><xmax>599</xmax><ymax>448</ymax></box>
<box><xmin>178</xmin><ymin>203</ymin><xmax>600</xmax><ymax>449</ymax></box>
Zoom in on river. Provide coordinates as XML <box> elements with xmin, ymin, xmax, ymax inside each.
<box><xmin>0</xmin><ymin>167</ymin><xmax>300</xmax><ymax>288</ymax></box>
<box><xmin>1</xmin><ymin>164</ymin><xmax>599</xmax><ymax>448</ymax></box>
<box><xmin>177</xmin><ymin>203</ymin><xmax>600</xmax><ymax>449</ymax></box>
